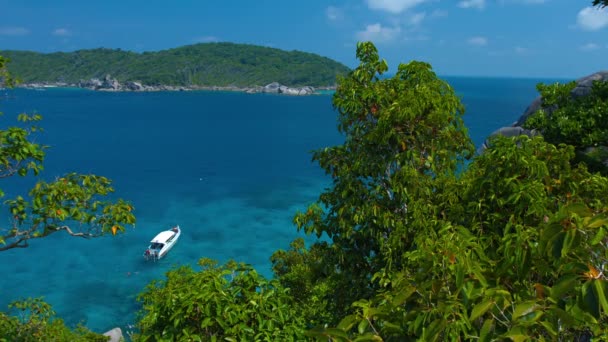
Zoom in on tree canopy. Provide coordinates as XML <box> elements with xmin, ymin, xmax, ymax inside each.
<box><xmin>522</xmin><ymin>79</ymin><xmax>608</xmax><ymax>174</ymax></box>
<box><xmin>275</xmin><ymin>42</ymin><xmax>608</xmax><ymax>341</ymax></box>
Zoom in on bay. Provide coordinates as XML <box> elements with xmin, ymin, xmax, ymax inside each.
<box><xmin>0</xmin><ymin>76</ymin><xmax>565</xmax><ymax>333</ymax></box>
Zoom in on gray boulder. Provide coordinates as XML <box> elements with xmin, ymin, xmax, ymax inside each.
<box><xmin>79</xmin><ymin>78</ymin><xmax>103</xmax><ymax>89</ymax></box>
<box><xmin>103</xmin><ymin>327</ymin><xmax>123</xmax><ymax>342</ymax></box>
<box><xmin>298</xmin><ymin>86</ymin><xmax>315</xmax><ymax>95</ymax></box>
<box><xmin>263</xmin><ymin>82</ymin><xmax>281</xmax><ymax>93</ymax></box>
<box><xmin>262</xmin><ymin>82</ymin><xmax>315</xmax><ymax>95</ymax></box>
<box><xmin>481</xmin><ymin>126</ymin><xmax>538</xmax><ymax>151</ymax></box>
<box><xmin>124</xmin><ymin>81</ymin><xmax>144</xmax><ymax>91</ymax></box>
<box><xmin>100</xmin><ymin>75</ymin><xmax>120</xmax><ymax>90</ymax></box>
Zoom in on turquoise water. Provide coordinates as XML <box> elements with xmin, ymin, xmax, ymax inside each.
<box><xmin>0</xmin><ymin>76</ymin><xmax>566</xmax><ymax>333</ymax></box>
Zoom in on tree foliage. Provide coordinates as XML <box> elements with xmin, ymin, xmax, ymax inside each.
<box><xmin>272</xmin><ymin>41</ymin><xmax>474</xmax><ymax>325</ymax></box>
<box><xmin>134</xmin><ymin>258</ymin><xmax>306</xmax><ymax>341</ymax></box>
<box><xmin>268</xmin><ymin>42</ymin><xmax>608</xmax><ymax>341</ymax></box>
<box><xmin>0</xmin><ymin>56</ymin><xmax>15</xmax><ymax>88</ymax></box>
<box><xmin>522</xmin><ymin>80</ymin><xmax>608</xmax><ymax>173</ymax></box>
<box><xmin>0</xmin><ymin>43</ymin><xmax>350</xmax><ymax>87</ymax></box>
<box><xmin>0</xmin><ymin>298</ymin><xmax>107</xmax><ymax>342</ymax></box>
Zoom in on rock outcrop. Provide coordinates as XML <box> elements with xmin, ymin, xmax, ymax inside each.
<box><xmin>250</xmin><ymin>82</ymin><xmax>315</xmax><ymax>95</ymax></box>
<box><xmin>481</xmin><ymin>71</ymin><xmax>608</xmax><ymax>151</ymax></box>
<box><xmin>103</xmin><ymin>327</ymin><xmax>123</xmax><ymax>342</ymax></box>
<box><xmin>70</xmin><ymin>77</ymin><xmax>318</xmax><ymax>95</ymax></box>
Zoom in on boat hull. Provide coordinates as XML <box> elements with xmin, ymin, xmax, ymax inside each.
<box><xmin>143</xmin><ymin>226</ymin><xmax>181</xmax><ymax>261</ymax></box>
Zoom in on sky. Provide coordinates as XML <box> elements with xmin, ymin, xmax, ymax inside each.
<box><xmin>0</xmin><ymin>0</ymin><xmax>606</xmax><ymax>78</ymax></box>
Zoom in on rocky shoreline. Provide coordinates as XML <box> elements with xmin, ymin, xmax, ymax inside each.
<box><xmin>18</xmin><ymin>75</ymin><xmax>334</xmax><ymax>96</ymax></box>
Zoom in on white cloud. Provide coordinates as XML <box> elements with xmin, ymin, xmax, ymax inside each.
<box><xmin>500</xmin><ymin>0</ymin><xmax>547</xmax><ymax>4</ymax></box>
<box><xmin>467</xmin><ymin>36</ymin><xmax>488</xmax><ymax>46</ymax></box>
<box><xmin>431</xmin><ymin>9</ymin><xmax>448</xmax><ymax>17</ymax></box>
<box><xmin>193</xmin><ymin>36</ymin><xmax>219</xmax><ymax>43</ymax></box>
<box><xmin>326</xmin><ymin>6</ymin><xmax>344</xmax><ymax>21</ymax></box>
<box><xmin>409</xmin><ymin>12</ymin><xmax>426</xmax><ymax>26</ymax></box>
<box><xmin>52</xmin><ymin>28</ymin><xmax>71</xmax><ymax>36</ymax></box>
<box><xmin>366</xmin><ymin>0</ymin><xmax>427</xmax><ymax>14</ymax></box>
<box><xmin>0</xmin><ymin>26</ymin><xmax>29</xmax><ymax>36</ymax></box>
<box><xmin>458</xmin><ymin>0</ymin><xmax>485</xmax><ymax>10</ymax></box>
<box><xmin>356</xmin><ymin>23</ymin><xmax>401</xmax><ymax>43</ymax></box>
<box><xmin>514</xmin><ymin>46</ymin><xmax>531</xmax><ymax>55</ymax></box>
<box><xmin>577</xmin><ymin>6</ymin><xmax>608</xmax><ymax>31</ymax></box>
<box><xmin>580</xmin><ymin>42</ymin><xmax>600</xmax><ymax>51</ymax></box>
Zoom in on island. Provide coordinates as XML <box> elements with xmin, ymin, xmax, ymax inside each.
<box><xmin>0</xmin><ymin>42</ymin><xmax>351</xmax><ymax>95</ymax></box>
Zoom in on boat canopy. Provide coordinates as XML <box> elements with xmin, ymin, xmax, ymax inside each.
<box><xmin>151</xmin><ymin>231</ymin><xmax>175</xmax><ymax>243</ymax></box>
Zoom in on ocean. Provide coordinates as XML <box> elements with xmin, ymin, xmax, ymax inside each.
<box><xmin>0</xmin><ymin>76</ymin><xmax>566</xmax><ymax>334</ymax></box>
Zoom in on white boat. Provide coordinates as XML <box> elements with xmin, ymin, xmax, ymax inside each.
<box><xmin>143</xmin><ymin>225</ymin><xmax>181</xmax><ymax>261</ymax></box>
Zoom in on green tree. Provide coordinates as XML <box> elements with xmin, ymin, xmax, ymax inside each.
<box><xmin>272</xmin><ymin>41</ymin><xmax>474</xmax><ymax>325</ymax></box>
<box><xmin>308</xmin><ymin>133</ymin><xmax>608</xmax><ymax>342</ymax></box>
<box><xmin>593</xmin><ymin>0</ymin><xmax>607</xmax><ymax>7</ymax></box>
<box><xmin>134</xmin><ymin>258</ymin><xmax>306</xmax><ymax>341</ymax></box>
<box><xmin>269</xmin><ymin>42</ymin><xmax>608</xmax><ymax>340</ymax></box>
<box><xmin>0</xmin><ymin>55</ymin><xmax>135</xmax><ymax>251</ymax></box>
<box><xmin>0</xmin><ymin>298</ymin><xmax>108</xmax><ymax>342</ymax></box>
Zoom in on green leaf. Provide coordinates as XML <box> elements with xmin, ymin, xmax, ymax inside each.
<box><xmin>539</xmin><ymin>321</ymin><xmax>557</xmax><ymax>337</ymax></box>
<box><xmin>550</xmin><ymin>274</ymin><xmax>578</xmax><ymax>300</ymax></box>
<box><xmin>391</xmin><ymin>285</ymin><xmax>416</xmax><ymax>306</ymax></box>
<box><xmin>540</xmin><ymin>223</ymin><xmax>563</xmax><ymax>245</ymax></box>
<box><xmin>321</xmin><ymin>328</ymin><xmax>351</xmax><ymax>340</ymax></box>
<box><xmin>470</xmin><ymin>299</ymin><xmax>494</xmax><ymax>322</ymax></box>
<box><xmin>353</xmin><ymin>333</ymin><xmax>383</xmax><ymax>342</ymax></box>
<box><xmin>501</xmin><ymin>326</ymin><xmax>529</xmax><ymax>342</ymax></box>
<box><xmin>586</xmin><ymin>214</ymin><xmax>608</xmax><ymax>229</ymax></box>
<box><xmin>472</xmin><ymin>267</ymin><xmax>488</xmax><ymax>287</ymax></box>
<box><xmin>549</xmin><ymin>307</ymin><xmax>577</xmax><ymax>326</ymax></box>
<box><xmin>590</xmin><ymin>227</ymin><xmax>606</xmax><ymax>245</ymax></box>
<box><xmin>337</xmin><ymin>315</ymin><xmax>357</xmax><ymax>332</ymax></box>
<box><xmin>592</xmin><ymin>279</ymin><xmax>608</xmax><ymax>315</ymax></box>
<box><xmin>548</xmin><ymin>231</ymin><xmax>565</xmax><ymax>259</ymax></box>
<box><xmin>357</xmin><ymin>319</ymin><xmax>369</xmax><ymax>334</ymax></box>
<box><xmin>423</xmin><ymin>318</ymin><xmax>446</xmax><ymax>342</ymax></box>
<box><xmin>581</xmin><ymin>280</ymin><xmax>600</xmax><ymax>318</ymax></box>
<box><xmin>561</xmin><ymin>229</ymin><xmax>579</xmax><ymax>256</ymax></box>
<box><xmin>479</xmin><ymin>318</ymin><xmax>494</xmax><ymax>342</ymax></box>
<box><xmin>565</xmin><ymin>202</ymin><xmax>592</xmax><ymax>217</ymax></box>
<box><xmin>512</xmin><ymin>301</ymin><xmax>537</xmax><ymax>320</ymax></box>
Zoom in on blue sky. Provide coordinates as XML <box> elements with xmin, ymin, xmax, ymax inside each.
<box><xmin>0</xmin><ymin>0</ymin><xmax>606</xmax><ymax>78</ymax></box>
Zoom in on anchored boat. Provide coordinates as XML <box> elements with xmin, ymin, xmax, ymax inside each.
<box><xmin>143</xmin><ymin>225</ymin><xmax>181</xmax><ymax>261</ymax></box>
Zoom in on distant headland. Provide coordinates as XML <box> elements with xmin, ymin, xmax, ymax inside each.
<box><xmin>0</xmin><ymin>42</ymin><xmax>350</xmax><ymax>95</ymax></box>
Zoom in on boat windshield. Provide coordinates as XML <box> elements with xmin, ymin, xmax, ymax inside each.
<box><xmin>151</xmin><ymin>242</ymin><xmax>164</xmax><ymax>250</ymax></box>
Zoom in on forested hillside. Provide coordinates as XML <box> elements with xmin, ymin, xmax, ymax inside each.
<box><xmin>0</xmin><ymin>42</ymin><xmax>350</xmax><ymax>87</ymax></box>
